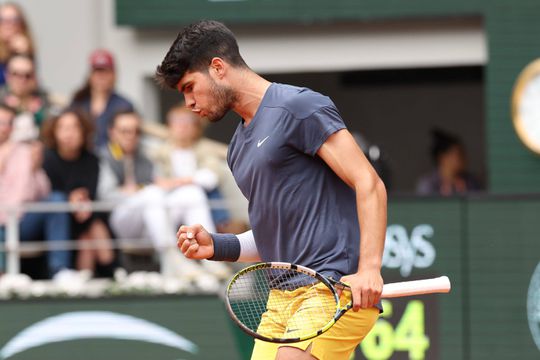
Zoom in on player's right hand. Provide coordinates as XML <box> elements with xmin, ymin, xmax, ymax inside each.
<box><xmin>177</xmin><ymin>224</ymin><xmax>214</xmax><ymax>260</ymax></box>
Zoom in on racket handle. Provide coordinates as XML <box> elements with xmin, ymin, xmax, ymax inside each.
<box><xmin>381</xmin><ymin>276</ymin><xmax>451</xmax><ymax>298</ymax></box>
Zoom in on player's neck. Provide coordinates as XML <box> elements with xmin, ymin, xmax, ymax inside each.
<box><xmin>230</xmin><ymin>71</ymin><xmax>271</xmax><ymax>126</ymax></box>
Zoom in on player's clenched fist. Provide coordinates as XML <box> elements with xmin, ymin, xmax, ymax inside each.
<box><xmin>176</xmin><ymin>224</ymin><xmax>214</xmax><ymax>260</ymax></box>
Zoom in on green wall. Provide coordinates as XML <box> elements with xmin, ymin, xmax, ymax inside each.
<box><xmin>467</xmin><ymin>199</ymin><xmax>540</xmax><ymax>359</ymax></box>
<box><xmin>116</xmin><ymin>0</ymin><xmax>540</xmax><ymax>193</ymax></box>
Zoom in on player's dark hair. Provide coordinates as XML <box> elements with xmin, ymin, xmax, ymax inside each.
<box><xmin>155</xmin><ymin>20</ymin><xmax>248</xmax><ymax>89</ymax></box>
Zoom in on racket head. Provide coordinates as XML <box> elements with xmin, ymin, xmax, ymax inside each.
<box><xmin>225</xmin><ymin>262</ymin><xmax>341</xmax><ymax>343</ymax></box>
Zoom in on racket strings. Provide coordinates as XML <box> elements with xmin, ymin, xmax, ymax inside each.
<box><xmin>228</xmin><ymin>268</ymin><xmax>338</xmax><ymax>340</ymax></box>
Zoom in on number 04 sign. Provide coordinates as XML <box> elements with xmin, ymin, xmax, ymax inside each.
<box><xmin>359</xmin><ymin>299</ymin><xmax>434</xmax><ymax>360</ymax></box>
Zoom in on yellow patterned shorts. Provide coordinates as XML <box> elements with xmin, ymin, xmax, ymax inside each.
<box><xmin>250</xmin><ymin>284</ymin><xmax>379</xmax><ymax>360</ymax></box>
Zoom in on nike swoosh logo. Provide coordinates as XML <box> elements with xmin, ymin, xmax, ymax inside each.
<box><xmin>286</xmin><ymin>328</ymin><xmax>299</xmax><ymax>333</ymax></box>
<box><xmin>257</xmin><ymin>136</ymin><xmax>270</xmax><ymax>148</ymax></box>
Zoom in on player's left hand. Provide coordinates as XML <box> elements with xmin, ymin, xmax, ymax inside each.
<box><xmin>340</xmin><ymin>269</ymin><xmax>383</xmax><ymax>311</ymax></box>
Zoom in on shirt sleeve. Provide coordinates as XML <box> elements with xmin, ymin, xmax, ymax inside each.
<box><xmin>288</xmin><ymin>105</ymin><xmax>347</xmax><ymax>156</ymax></box>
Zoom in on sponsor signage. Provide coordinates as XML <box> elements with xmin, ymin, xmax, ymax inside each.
<box><xmin>0</xmin><ymin>296</ymin><xmax>240</xmax><ymax>360</ymax></box>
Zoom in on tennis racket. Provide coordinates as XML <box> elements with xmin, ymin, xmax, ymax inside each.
<box><xmin>225</xmin><ymin>262</ymin><xmax>451</xmax><ymax>343</ymax></box>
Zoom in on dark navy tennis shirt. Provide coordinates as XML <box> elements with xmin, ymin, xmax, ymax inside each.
<box><xmin>227</xmin><ymin>83</ymin><xmax>359</xmax><ymax>281</ymax></box>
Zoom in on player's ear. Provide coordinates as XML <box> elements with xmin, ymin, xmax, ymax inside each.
<box><xmin>210</xmin><ymin>57</ymin><xmax>226</xmax><ymax>79</ymax></box>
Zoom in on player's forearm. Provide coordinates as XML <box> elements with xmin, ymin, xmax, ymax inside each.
<box><xmin>355</xmin><ymin>177</ymin><xmax>387</xmax><ymax>272</ymax></box>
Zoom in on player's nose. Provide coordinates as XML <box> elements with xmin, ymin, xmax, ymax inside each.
<box><xmin>184</xmin><ymin>93</ymin><xmax>195</xmax><ymax>108</ymax></box>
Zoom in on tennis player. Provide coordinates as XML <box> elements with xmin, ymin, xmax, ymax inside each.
<box><xmin>156</xmin><ymin>20</ymin><xmax>387</xmax><ymax>360</ymax></box>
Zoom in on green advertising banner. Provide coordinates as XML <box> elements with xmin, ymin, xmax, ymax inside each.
<box><xmin>468</xmin><ymin>199</ymin><xmax>540</xmax><ymax>359</ymax></box>
<box><xmin>0</xmin><ymin>296</ymin><xmax>241</xmax><ymax>360</ymax></box>
<box><xmin>355</xmin><ymin>199</ymin><xmax>464</xmax><ymax>360</ymax></box>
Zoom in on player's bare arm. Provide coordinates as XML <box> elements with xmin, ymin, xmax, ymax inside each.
<box><xmin>317</xmin><ymin>128</ymin><xmax>387</xmax><ymax>310</ymax></box>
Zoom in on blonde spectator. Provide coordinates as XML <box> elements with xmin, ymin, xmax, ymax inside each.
<box><xmin>152</xmin><ymin>105</ymin><xmax>246</xmax><ymax>234</ymax></box>
<box><xmin>0</xmin><ymin>3</ymin><xmax>35</xmax><ymax>85</ymax></box>
<box><xmin>152</xmin><ymin>106</ymin><xmax>220</xmax><ymax>207</ymax></box>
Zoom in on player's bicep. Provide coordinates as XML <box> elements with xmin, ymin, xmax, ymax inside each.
<box><xmin>317</xmin><ymin>129</ymin><xmax>379</xmax><ymax>190</ymax></box>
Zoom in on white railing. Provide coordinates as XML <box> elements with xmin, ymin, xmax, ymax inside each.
<box><xmin>0</xmin><ymin>199</ymin><xmax>241</xmax><ymax>275</ymax></box>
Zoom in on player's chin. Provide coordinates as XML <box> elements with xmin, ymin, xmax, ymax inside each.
<box><xmin>205</xmin><ymin>109</ymin><xmax>229</xmax><ymax>123</ymax></box>
<box><xmin>205</xmin><ymin>114</ymin><xmax>221</xmax><ymax>123</ymax></box>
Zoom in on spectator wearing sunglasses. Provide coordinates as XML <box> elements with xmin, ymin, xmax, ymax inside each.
<box><xmin>0</xmin><ymin>54</ymin><xmax>50</xmax><ymax>142</ymax></box>
<box><xmin>71</xmin><ymin>49</ymin><xmax>135</xmax><ymax>150</ymax></box>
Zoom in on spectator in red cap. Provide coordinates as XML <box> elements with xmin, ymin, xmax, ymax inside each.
<box><xmin>71</xmin><ymin>49</ymin><xmax>134</xmax><ymax>149</ymax></box>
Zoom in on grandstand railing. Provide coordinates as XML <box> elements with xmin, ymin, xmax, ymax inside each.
<box><xmin>0</xmin><ymin>199</ymin><xmax>239</xmax><ymax>275</ymax></box>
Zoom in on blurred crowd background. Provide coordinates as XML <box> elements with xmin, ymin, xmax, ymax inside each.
<box><xmin>0</xmin><ymin>1</ymin><xmax>253</xmax><ymax>281</ymax></box>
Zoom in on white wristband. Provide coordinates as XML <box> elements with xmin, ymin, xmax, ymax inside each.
<box><xmin>237</xmin><ymin>230</ymin><xmax>260</xmax><ymax>262</ymax></box>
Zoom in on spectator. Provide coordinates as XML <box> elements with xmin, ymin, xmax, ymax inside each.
<box><xmin>71</xmin><ymin>49</ymin><xmax>134</xmax><ymax>149</ymax></box>
<box><xmin>98</xmin><ymin>111</ymin><xmax>211</xmax><ymax>278</ymax></box>
<box><xmin>9</xmin><ymin>33</ymin><xmax>33</xmax><ymax>57</ymax></box>
<box><xmin>152</xmin><ymin>105</ymin><xmax>244</xmax><ymax>233</ymax></box>
<box><xmin>0</xmin><ymin>103</ymin><xmax>70</xmax><ymax>278</ymax></box>
<box><xmin>0</xmin><ymin>54</ymin><xmax>49</xmax><ymax>141</ymax></box>
<box><xmin>416</xmin><ymin>128</ymin><xmax>481</xmax><ymax>196</ymax></box>
<box><xmin>0</xmin><ymin>3</ymin><xmax>35</xmax><ymax>85</ymax></box>
<box><xmin>41</xmin><ymin>109</ymin><xmax>114</xmax><ymax>274</ymax></box>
